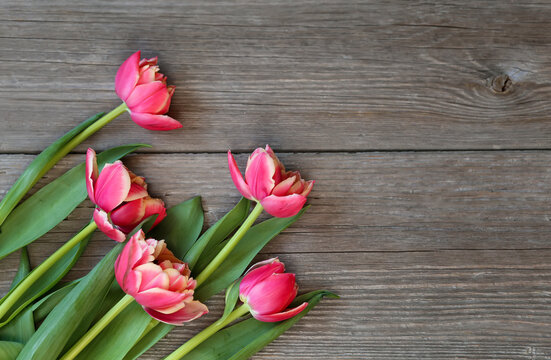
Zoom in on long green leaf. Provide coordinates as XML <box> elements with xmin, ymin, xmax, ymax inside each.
<box><xmin>195</xmin><ymin>207</ymin><xmax>308</xmax><ymax>301</ymax></box>
<box><xmin>0</xmin><ymin>228</ymin><xmax>92</xmax><ymax>326</ymax></box>
<box><xmin>148</xmin><ymin>196</ymin><xmax>204</xmax><ymax>258</ymax></box>
<box><xmin>74</xmin><ymin>302</ymin><xmax>152</xmax><ymax>360</ymax></box>
<box><xmin>31</xmin><ymin>281</ymin><xmax>79</xmax><ymax>325</ymax></box>
<box><xmin>221</xmin><ymin>279</ymin><xmax>241</xmax><ymax>323</ymax></box>
<box><xmin>0</xmin><ymin>143</ymin><xmax>149</xmax><ymax>259</ymax></box>
<box><xmin>121</xmin><ymin>322</ymin><xmax>173</xmax><ymax>360</ymax></box>
<box><xmin>16</xmin><ymin>243</ymin><xmax>124</xmax><ymax>360</ymax></box>
<box><xmin>0</xmin><ymin>112</ymin><xmax>104</xmax><ymax>227</ymax></box>
<box><xmin>0</xmin><ymin>249</ymin><xmax>34</xmax><ymax>343</ymax></box>
<box><xmin>184</xmin><ymin>290</ymin><xmax>338</xmax><ymax>360</ymax></box>
<box><xmin>185</xmin><ymin>198</ymin><xmax>250</xmax><ymax>272</ymax></box>
<box><xmin>0</xmin><ymin>341</ymin><xmax>23</xmax><ymax>359</ymax></box>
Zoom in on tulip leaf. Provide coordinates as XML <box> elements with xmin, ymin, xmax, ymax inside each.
<box><xmin>16</xmin><ymin>243</ymin><xmax>124</xmax><ymax>360</ymax></box>
<box><xmin>0</xmin><ymin>249</ymin><xmax>34</xmax><ymax>343</ymax></box>
<box><xmin>0</xmin><ymin>228</ymin><xmax>92</xmax><ymax>327</ymax></box>
<box><xmin>0</xmin><ymin>341</ymin><xmax>23</xmax><ymax>359</ymax></box>
<box><xmin>74</xmin><ymin>301</ymin><xmax>152</xmax><ymax>360</ymax></box>
<box><xmin>184</xmin><ymin>290</ymin><xmax>338</xmax><ymax>360</ymax></box>
<box><xmin>195</xmin><ymin>207</ymin><xmax>308</xmax><ymax>301</ymax></box>
<box><xmin>148</xmin><ymin>196</ymin><xmax>204</xmax><ymax>259</ymax></box>
<box><xmin>0</xmin><ymin>143</ymin><xmax>150</xmax><ymax>259</ymax></box>
<box><xmin>0</xmin><ymin>112</ymin><xmax>104</xmax><ymax>227</ymax></box>
<box><xmin>31</xmin><ymin>281</ymin><xmax>79</xmax><ymax>325</ymax></box>
<box><xmin>221</xmin><ymin>279</ymin><xmax>242</xmax><ymax>323</ymax></box>
<box><xmin>121</xmin><ymin>322</ymin><xmax>173</xmax><ymax>360</ymax></box>
<box><xmin>185</xmin><ymin>197</ymin><xmax>250</xmax><ymax>273</ymax></box>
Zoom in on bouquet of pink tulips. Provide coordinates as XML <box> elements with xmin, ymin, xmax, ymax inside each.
<box><xmin>0</xmin><ymin>51</ymin><xmax>336</xmax><ymax>360</ymax></box>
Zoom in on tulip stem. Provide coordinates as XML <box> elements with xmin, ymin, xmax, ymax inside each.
<box><xmin>62</xmin><ymin>103</ymin><xmax>128</xmax><ymax>153</ymax></box>
<box><xmin>0</xmin><ymin>103</ymin><xmax>127</xmax><ymax>229</ymax></box>
<box><xmin>195</xmin><ymin>202</ymin><xmax>264</xmax><ymax>287</ymax></box>
<box><xmin>60</xmin><ymin>294</ymin><xmax>135</xmax><ymax>360</ymax></box>
<box><xmin>164</xmin><ymin>304</ymin><xmax>250</xmax><ymax>360</ymax></box>
<box><xmin>0</xmin><ymin>221</ymin><xmax>97</xmax><ymax>324</ymax></box>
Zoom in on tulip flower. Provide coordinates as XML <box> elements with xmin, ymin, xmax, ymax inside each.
<box><xmin>164</xmin><ymin>258</ymin><xmax>308</xmax><ymax>360</ymax></box>
<box><xmin>115</xmin><ymin>230</ymin><xmax>208</xmax><ymax>324</ymax></box>
<box><xmin>228</xmin><ymin>145</ymin><xmax>314</xmax><ymax>218</ymax></box>
<box><xmin>115</xmin><ymin>51</ymin><xmax>182</xmax><ymax>131</ymax></box>
<box><xmin>86</xmin><ymin>148</ymin><xmax>167</xmax><ymax>242</ymax></box>
<box><xmin>239</xmin><ymin>258</ymin><xmax>308</xmax><ymax>322</ymax></box>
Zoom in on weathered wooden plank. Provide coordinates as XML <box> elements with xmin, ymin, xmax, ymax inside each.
<box><xmin>2</xmin><ymin>249</ymin><xmax>549</xmax><ymax>359</ymax></box>
<box><xmin>2</xmin><ymin>151</ymin><xmax>551</xmax><ymax>257</ymax></box>
<box><xmin>2</xmin><ymin>1</ymin><xmax>551</xmax><ymax>152</ymax></box>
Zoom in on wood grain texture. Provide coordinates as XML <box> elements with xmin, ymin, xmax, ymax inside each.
<box><xmin>2</xmin><ymin>1</ymin><xmax>551</xmax><ymax>152</ymax></box>
<box><xmin>1</xmin><ymin>152</ymin><xmax>551</xmax><ymax>359</ymax></box>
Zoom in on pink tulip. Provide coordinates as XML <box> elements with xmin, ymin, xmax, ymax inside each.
<box><xmin>86</xmin><ymin>148</ymin><xmax>167</xmax><ymax>242</ymax></box>
<box><xmin>115</xmin><ymin>230</ymin><xmax>208</xmax><ymax>325</ymax></box>
<box><xmin>239</xmin><ymin>258</ymin><xmax>308</xmax><ymax>322</ymax></box>
<box><xmin>115</xmin><ymin>51</ymin><xmax>182</xmax><ymax>131</ymax></box>
<box><xmin>228</xmin><ymin>145</ymin><xmax>314</xmax><ymax>217</ymax></box>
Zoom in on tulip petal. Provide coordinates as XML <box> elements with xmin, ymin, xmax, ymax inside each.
<box><xmin>245</xmin><ymin>149</ymin><xmax>277</xmax><ymax>200</ymax></box>
<box><xmin>246</xmin><ymin>273</ymin><xmax>298</xmax><ymax>315</ymax></box>
<box><xmin>301</xmin><ymin>180</ymin><xmax>315</xmax><ymax>197</ymax></box>
<box><xmin>115</xmin><ymin>51</ymin><xmax>141</xmax><ymax>101</ymax></box>
<box><xmin>260</xmin><ymin>194</ymin><xmax>307</xmax><ymax>218</ymax></box>
<box><xmin>240</xmin><ymin>260</ymin><xmax>285</xmax><ymax>300</ymax></box>
<box><xmin>227</xmin><ymin>150</ymin><xmax>253</xmax><ymax>199</ymax></box>
<box><xmin>156</xmin><ymin>86</ymin><xmax>175</xmax><ymax>114</ymax></box>
<box><xmin>144</xmin><ymin>301</ymin><xmax>208</xmax><ymax>325</ymax></box>
<box><xmin>94</xmin><ymin>161</ymin><xmax>131</xmax><ymax>212</ymax></box>
<box><xmin>134</xmin><ymin>288</ymin><xmax>187</xmax><ymax>309</ymax></box>
<box><xmin>110</xmin><ymin>198</ymin><xmax>146</xmax><ymax>232</ymax></box>
<box><xmin>125</xmin><ymin>182</ymin><xmax>148</xmax><ymax>202</ymax></box>
<box><xmin>115</xmin><ymin>231</ymin><xmax>147</xmax><ymax>289</ymax></box>
<box><xmin>85</xmin><ymin>148</ymin><xmax>98</xmax><ymax>204</ymax></box>
<box><xmin>143</xmin><ymin>198</ymin><xmax>167</xmax><ymax>228</ymax></box>
<box><xmin>252</xmin><ymin>302</ymin><xmax>308</xmax><ymax>322</ymax></box>
<box><xmin>129</xmin><ymin>113</ymin><xmax>182</xmax><ymax>131</ymax></box>
<box><xmin>271</xmin><ymin>175</ymin><xmax>296</xmax><ymax>196</ymax></box>
<box><xmin>124</xmin><ymin>82</ymin><xmax>166</xmax><ymax>109</ymax></box>
<box><xmin>130</xmin><ymin>86</ymin><xmax>171</xmax><ymax>114</ymax></box>
<box><xmin>93</xmin><ymin>209</ymin><xmax>127</xmax><ymax>242</ymax></box>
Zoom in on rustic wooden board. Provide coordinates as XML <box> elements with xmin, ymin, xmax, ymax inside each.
<box><xmin>0</xmin><ymin>152</ymin><xmax>550</xmax><ymax>358</ymax></box>
<box><xmin>2</xmin><ymin>1</ymin><xmax>551</xmax><ymax>152</ymax></box>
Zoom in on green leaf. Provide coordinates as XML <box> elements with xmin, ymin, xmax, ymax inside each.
<box><xmin>195</xmin><ymin>207</ymin><xmax>308</xmax><ymax>301</ymax></box>
<box><xmin>185</xmin><ymin>198</ymin><xmax>250</xmax><ymax>273</ymax></box>
<box><xmin>31</xmin><ymin>281</ymin><xmax>79</xmax><ymax>325</ymax></box>
<box><xmin>10</xmin><ymin>248</ymin><xmax>31</xmax><ymax>289</ymax></box>
<box><xmin>0</xmin><ymin>143</ymin><xmax>149</xmax><ymax>259</ymax></box>
<box><xmin>74</xmin><ymin>301</ymin><xmax>152</xmax><ymax>360</ymax></box>
<box><xmin>0</xmin><ymin>112</ymin><xmax>104</xmax><ymax>227</ymax></box>
<box><xmin>221</xmin><ymin>279</ymin><xmax>241</xmax><ymax>323</ymax></box>
<box><xmin>16</xmin><ymin>243</ymin><xmax>124</xmax><ymax>360</ymax></box>
<box><xmin>148</xmin><ymin>196</ymin><xmax>204</xmax><ymax>258</ymax></box>
<box><xmin>184</xmin><ymin>290</ymin><xmax>338</xmax><ymax>360</ymax></box>
<box><xmin>0</xmin><ymin>249</ymin><xmax>34</xmax><ymax>343</ymax></box>
<box><xmin>0</xmin><ymin>227</ymin><xmax>92</xmax><ymax>326</ymax></box>
<box><xmin>0</xmin><ymin>341</ymin><xmax>23</xmax><ymax>359</ymax></box>
<box><xmin>121</xmin><ymin>322</ymin><xmax>173</xmax><ymax>360</ymax></box>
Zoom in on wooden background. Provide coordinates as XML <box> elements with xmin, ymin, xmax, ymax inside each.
<box><xmin>1</xmin><ymin>0</ymin><xmax>551</xmax><ymax>358</ymax></box>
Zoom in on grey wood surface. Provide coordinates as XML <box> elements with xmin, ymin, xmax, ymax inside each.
<box><xmin>1</xmin><ymin>0</ymin><xmax>551</xmax><ymax>359</ymax></box>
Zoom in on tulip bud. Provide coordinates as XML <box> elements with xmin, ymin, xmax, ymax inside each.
<box><xmin>86</xmin><ymin>148</ymin><xmax>167</xmax><ymax>242</ymax></box>
<box><xmin>115</xmin><ymin>51</ymin><xmax>182</xmax><ymax>131</ymax></box>
<box><xmin>115</xmin><ymin>230</ymin><xmax>208</xmax><ymax>325</ymax></box>
<box><xmin>239</xmin><ymin>258</ymin><xmax>307</xmax><ymax>322</ymax></box>
<box><xmin>228</xmin><ymin>145</ymin><xmax>314</xmax><ymax>218</ymax></box>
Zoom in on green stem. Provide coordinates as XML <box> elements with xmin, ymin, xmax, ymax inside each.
<box><xmin>164</xmin><ymin>305</ymin><xmax>250</xmax><ymax>360</ymax></box>
<box><xmin>0</xmin><ymin>221</ymin><xmax>97</xmax><ymax>321</ymax></box>
<box><xmin>195</xmin><ymin>202</ymin><xmax>264</xmax><ymax>287</ymax></box>
<box><xmin>0</xmin><ymin>103</ymin><xmax>127</xmax><ymax>227</ymax></box>
<box><xmin>60</xmin><ymin>294</ymin><xmax>135</xmax><ymax>360</ymax></box>
<box><xmin>61</xmin><ymin>103</ymin><xmax>128</xmax><ymax>154</ymax></box>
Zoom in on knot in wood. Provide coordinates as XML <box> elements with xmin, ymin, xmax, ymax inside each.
<box><xmin>490</xmin><ymin>74</ymin><xmax>512</xmax><ymax>93</ymax></box>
